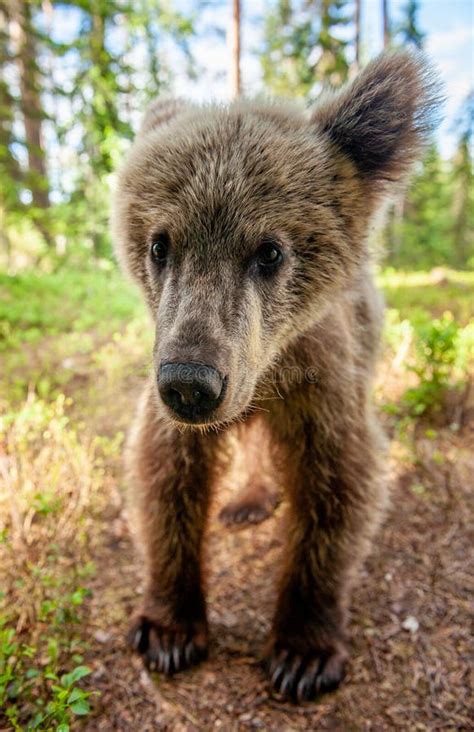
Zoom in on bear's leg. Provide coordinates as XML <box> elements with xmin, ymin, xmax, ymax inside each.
<box><xmin>126</xmin><ymin>384</ymin><xmax>222</xmax><ymax>675</ymax></box>
<box><xmin>264</xmin><ymin>407</ymin><xmax>385</xmax><ymax>701</ymax></box>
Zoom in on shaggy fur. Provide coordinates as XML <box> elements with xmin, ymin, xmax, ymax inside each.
<box><xmin>112</xmin><ymin>51</ymin><xmax>441</xmax><ymax>701</ymax></box>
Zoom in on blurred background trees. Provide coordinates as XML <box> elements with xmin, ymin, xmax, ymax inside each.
<box><xmin>260</xmin><ymin>0</ymin><xmax>350</xmax><ymax>96</ymax></box>
<box><xmin>0</xmin><ymin>0</ymin><xmax>193</xmax><ymax>264</ymax></box>
<box><xmin>0</xmin><ymin>0</ymin><xmax>472</xmax><ymax>271</ymax></box>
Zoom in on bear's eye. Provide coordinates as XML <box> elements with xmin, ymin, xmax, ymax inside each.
<box><xmin>256</xmin><ymin>238</ymin><xmax>283</xmax><ymax>272</ymax></box>
<box><xmin>150</xmin><ymin>232</ymin><xmax>170</xmax><ymax>265</ymax></box>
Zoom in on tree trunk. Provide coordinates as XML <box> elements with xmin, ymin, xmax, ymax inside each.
<box><xmin>382</xmin><ymin>0</ymin><xmax>390</xmax><ymax>48</ymax></box>
<box><xmin>355</xmin><ymin>0</ymin><xmax>361</xmax><ymax>68</ymax></box>
<box><xmin>10</xmin><ymin>0</ymin><xmax>49</xmax><ymax>212</ymax></box>
<box><xmin>230</xmin><ymin>0</ymin><xmax>241</xmax><ymax>98</ymax></box>
<box><xmin>452</xmin><ymin>171</ymin><xmax>469</xmax><ymax>266</ymax></box>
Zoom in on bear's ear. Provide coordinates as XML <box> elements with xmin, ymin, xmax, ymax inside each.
<box><xmin>311</xmin><ymin>51</ymin><xmax>442</xmax><ymax>185</ymax></box>
<box><xmin>139</xmin><ymin>98</ymin><xmax>190</xmax><ymax>135</ymax></box>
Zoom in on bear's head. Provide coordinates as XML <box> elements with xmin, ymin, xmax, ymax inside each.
<box><xmin>112</xmin><ymin>51</ymin><xmax>440</xmax><ymax>427</ymax></box>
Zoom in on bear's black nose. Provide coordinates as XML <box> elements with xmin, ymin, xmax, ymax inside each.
<box><xmin>158</xmin><ymin>362</ymin><xmax>225</xmax><ymax>423</ymax></box>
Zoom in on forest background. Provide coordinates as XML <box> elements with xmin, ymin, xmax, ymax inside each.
<box><xmin>0</xmin><ymin>2</ymin><xmax>473</xmax><ymax>730</ymax></box>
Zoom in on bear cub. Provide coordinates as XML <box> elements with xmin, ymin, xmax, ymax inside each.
<box><xmin>112</xmin><ymin>52</ymin><xmax>440</xmax><ymax>701</ymax></box>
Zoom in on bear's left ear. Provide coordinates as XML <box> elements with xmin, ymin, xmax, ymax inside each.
<box><xmin>311</xmin><ymin>51</ymin><xmax>442</xmax><ymax>186</ymax></box>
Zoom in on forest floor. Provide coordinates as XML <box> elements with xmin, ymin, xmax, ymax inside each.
<box><xmin>0</xmin><ymin>267</ymin><xmax>473</xmax><ymax>731</ymax></box>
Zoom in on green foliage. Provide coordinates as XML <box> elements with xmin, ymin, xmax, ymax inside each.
<box><xmin>386</xmin><ymin>147</ymin><xmax>452</xmax><ymax>269</ymax></box>
<box><xmin>380</xmin><ymin>270</ymin><xmax>474</xmax><ymax>420</ymax></box>
<box><xmin>382</xmin><ymin>306</ymin><xmax>473</xmax><ymax>420</ymax></box>
<box><xmin>0</xmin><ymin>266</ymin><xmax>144</xmax><ymax>351</ymax></box>
<box><xmin>260</xmin><ymin>0</ymin><xmax>350</xmax><ymax>98</ymax></box>
<box><xmin>1</xmin><ymin>569</ymin><xmax>96</xmax><ymax>730</ymax></box>
<box><xmin>449</xmin><ymin>92</ymin><xmax>474</xmax><ymax>268</ymax></box>
<box><xmin>404</xmin><ymin>314</ymin><xmax>460</xmax><ymax>416</ymax></box>
<box><xmin>379</xmin><ymin>268</ymin><xmax>474</xmax><ymax>325</ymax></box>
<box><xmin>1</xmin><ymin>617</ymin><xmax>94</xmax><ymax>730</ymax></box>
<box><xmin>0</xmin><ymin>0</ymin><xmax>195</xmax><ymax>263</ymax></box>
<box><xmin>395</xmin><ymin>0</ymin><xmax>425</xmax><ymax>48</ymax></box>
<box><xmin>384</xmin><ymin>89</ymin><xmax>473</xmax><ymax>272</ymax></box>
<box><xmin>385</xmin><ymin>140</ymin><xmax>474</xmax><ymax>271</ymax></box>
<box><xmin>0</xmin><ymin>617</ymin><xmax>96</xmax><ymax>732</ymax></box>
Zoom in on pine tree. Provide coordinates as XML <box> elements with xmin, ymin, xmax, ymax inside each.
<box><xmin>1</xmin><ymin>0</ymin><xmax>53</xmax><ymax>247</ymax></box>
<box><xmin>231</xmin><ymin>0</ymin><xmax>241</xmax><ymax>97</ymax></box>
<box><xmin>388</xmin><ymin>146</ymin><xmax>452</xmax><ymax>269</ymax></box>
<box><xmin>260</xmin><ymin>0</ymin><xmax>350</xmax><ymax>99</ymax></box>
<box><xmin>354</xmin><ymin>0</ymin><xmax>361</xmax><ymax>68</ymax></box>
<box><xmin>382</xmin><ymin>0</ymin><xmax>390</xmax><ymax>48</ymax></box>
<box><xmin>450</xmin><ymin>93</ymin><xmax>474</xmax><ymax>267</ymax></box>
<box><xmin>52</xmin><ymin>0</ymin><xmax>193</xmax><ymax>256</ymax></box>
<box><xmin>396</xmin><ymin>0</ymin><xmax>424</xmax><ymax>49</ymax></box>
<box><xmin>0</xmin><ymin>3</ymin><xmax>22</xmax><ymax>214</ymax></box>
<box><xmin>318</xmin><ymin>0</ymin><xmax>351</xmax><ymax>85</ymax></box>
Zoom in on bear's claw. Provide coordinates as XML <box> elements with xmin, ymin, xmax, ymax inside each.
<box><xmin>264</xmin><ymin>645</ymin><xmax>347</xmax><ymax>702</ymax></box>
<box><xmin>128</xmin><ymin>616</ymin><xmax>207</xmax><ymax>675</ymax></box>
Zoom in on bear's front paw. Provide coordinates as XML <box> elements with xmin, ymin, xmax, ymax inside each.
<box><xmin>127</xmin><ymin>615</ymin><xmax>208</xmax><ymax>675</ymax></box>
<box><xmin>264</xmin><ymin>641</ymin><xmax>348</xmax><ymax>702</ymax></box>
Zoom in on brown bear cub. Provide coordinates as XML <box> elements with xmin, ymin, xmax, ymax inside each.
<box><xmin>112</xmin><ymin>52</ymin><xmax>440</xmax><ymax>701</ymax></box>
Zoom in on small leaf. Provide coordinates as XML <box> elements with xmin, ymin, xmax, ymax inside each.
<box><xmin>69</xmin><ymin>665</ymin><xmax>91</xmax><ymax>683</ymax></box>
<box><xmin>71</xmin><ymin>698</ymin><xmax>91</xmax><ymax>715</ymax></box>
<box><xmin>67</xmin><ymin>688</ymin><xmax>83</xmax><ymax>703</ymax></box>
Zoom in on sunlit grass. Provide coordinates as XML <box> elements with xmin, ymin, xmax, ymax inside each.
<box><xmin>0</xmin><ymin>267</ymin><xmax>146</xmax><ymax>350</ymax></box>
<box><xmin>378</xmin><ymin>267</ymin><xmax>474</xmax><ymax>326</ymax></box>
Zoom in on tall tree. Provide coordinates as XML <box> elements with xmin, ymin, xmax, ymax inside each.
<box><xmin>382</xmin><ymin>0</ymin><xmax>390</xmax><ymax>48</ymax></box>
<box><xmin>318</xmin><ymin>0</ymin><xmax>351</xmax><ymax>84</ymax></box>
<box><xmin>51</xmin><ymin>0</ymin><xmax>194</xmax><ymax>256</ymax></box>
<box><xmin>7</xmin><ymin>0</ymin><xmax>51</xmax><ymax>245</ymax></box>
<box><xmin>0</xmin><ymin>2</ymin><xmax>22</xmax><ymax>210</ymax></box>
<box><xmin>354</xmin><ymin>0</ymin><xmax>361</xmax><ymax>68</ymax></box>
<box><xmin>395</xmin><ymin>0</ymin><xmax>424</xmax><ymax>48</ymax></box>
<box><xmin>260</xmin><ymin>0</ymin><xmax>350</xmax><ymax>99</ymax></box>
<box><xmin>0</xmin><ymin>69</ymin><xmax>20</xmax><ymax>264</ymax></box>
<box><xmin>386</xmin><ymin>146</ymin><xmax>452</xmax><ymax>270</ymax></box>
<box><xmin>230</xmin><ymin>0</ymin><xmax>241</xmax><ymax>97</ymax></box>
<box><xmin>387</xmin><ymin>0</ymin><xmax>426</xmax><ymax>260</ymax></box>
<box><xmin>450</xmin><ymin>93</ymin><xmax>474</xmax><ymax>267</ymax></box>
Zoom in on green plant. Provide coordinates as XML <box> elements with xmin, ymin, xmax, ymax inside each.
<box><xmin>1</xmin><ymin>620</ymin><xmax>94</xmax><ymax>730</ymax></box>
<box><xmin>1</xmin><ymin>595</ymin><xmax>96</xmax><ymax>729</ymax></box>
<box><xmin>404</xmin><ymin>313</ymin><xmax>461</xmax><ymax>415</ymax></box>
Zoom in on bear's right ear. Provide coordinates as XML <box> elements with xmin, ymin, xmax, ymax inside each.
<box><xmin>139</xmin><ymin>98</ymin><xmax>190</xmax><ymax>135</ymax></box>
<box><xmin>311</xmin><ymin>51</ymin><xmax>442</xmax><ymax>187</ymax></box>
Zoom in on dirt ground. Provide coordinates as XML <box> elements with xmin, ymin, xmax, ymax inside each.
<box><xmin>81</xmin><ymin>384</ymin><xmax>473</xmax><ymax>731</ymax></box>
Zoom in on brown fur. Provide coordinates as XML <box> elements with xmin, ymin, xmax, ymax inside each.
<box><xmin>112</xmin><ymin>51</ymin><xmax>441</xmax><ymax>700</ymax></box>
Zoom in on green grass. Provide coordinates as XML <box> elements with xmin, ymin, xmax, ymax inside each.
<box><xmin>378</xmin><ymin>268</ymin><xmax>474</xmax><ymax>326</ymax></box>
<box><xmin>0</xmin><ymin>267</ymin><xmax>150</xmax><ymax>404</ymax></box>
<box><xmin>0</xmin><ymin>266</ymin><xmax>145</xmax><ymax>351</ymax></box>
